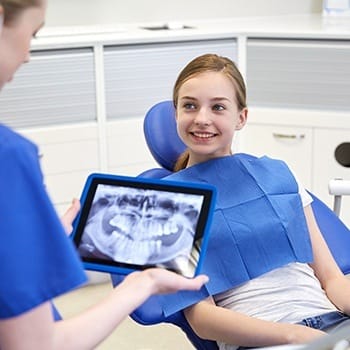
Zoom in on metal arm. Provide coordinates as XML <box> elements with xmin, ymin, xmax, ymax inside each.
<box><xmin>328</xmin><ymin>179</ymin><xmax>350</xmax><ymax>216</ymax></box>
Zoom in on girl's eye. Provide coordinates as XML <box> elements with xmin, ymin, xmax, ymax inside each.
<box><xmin>183</xmin><ymin>103</ymin><xmax>196</xmax><ymax>110</ymax></box>
<box><xmin>213</xmin><ymin>104</ymin><xmax>225</xmax><ymax>111</ymax></box>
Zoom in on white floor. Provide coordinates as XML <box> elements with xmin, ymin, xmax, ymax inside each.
<box><xmin>54</xmin><ymin>275</ymin><xmax>195</xmax><ymax>350</ymax></box>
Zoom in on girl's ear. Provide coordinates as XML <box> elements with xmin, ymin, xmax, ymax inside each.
<box><xmin>235</xmin><ymin>108</ymin><xmax>248</xmax><ymax>130</ymax></box>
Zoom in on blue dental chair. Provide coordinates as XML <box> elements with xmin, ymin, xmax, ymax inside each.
<box><xmin>111</xmin><ymin>100</ymin><xmax>350</xmax><ymax>350</ymax></box>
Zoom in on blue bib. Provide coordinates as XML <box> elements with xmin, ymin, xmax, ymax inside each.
<box><xmin>160</xmin><ymin>154</ymin><xmax>313</xmax><ymax>316</ymax></box>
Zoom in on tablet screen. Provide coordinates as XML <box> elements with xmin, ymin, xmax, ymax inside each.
<box><xmin>72</xmin><ymin>173</ymin><xmax>216</xmax><ymax>277</ymax></box>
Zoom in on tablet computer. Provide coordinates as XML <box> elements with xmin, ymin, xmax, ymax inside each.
<box><xmin>71</xmin><ymin>173</ymin><xmax>216</xmax><ymax>277</ymax></box>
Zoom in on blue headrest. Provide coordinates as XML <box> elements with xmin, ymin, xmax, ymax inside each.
<box><xmin>143</xmin><ymin>100</ymin><xmax>186</xmax><ymax>171</ymax></box>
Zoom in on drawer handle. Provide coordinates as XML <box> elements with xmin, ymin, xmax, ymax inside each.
<box><xmin>272</xmin><ymin>133</ymin><xmax>305</xmax><ymax>140</ymax></box>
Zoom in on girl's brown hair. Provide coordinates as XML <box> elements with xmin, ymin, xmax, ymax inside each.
<box><xmin>172</xmin><ymin>53</ymin><xmax>247</xmax><ymax>171</ymax></box>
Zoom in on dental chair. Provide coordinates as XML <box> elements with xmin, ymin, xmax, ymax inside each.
<box><xmin>111</xmin><ymin>100</ymin><xmax>350</xmax><ymax>350</ymax></box>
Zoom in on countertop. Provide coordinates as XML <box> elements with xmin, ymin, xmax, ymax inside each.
<box><xmin>32</xmin><ymin>14</ymin><xmax>350</xmax><ymax>50</ymax></box>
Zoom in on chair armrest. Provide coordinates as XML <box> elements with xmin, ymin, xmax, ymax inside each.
<box><xmin>329</xmin><ymin>179</ymin><xmax>350</xmax><ymax>196</ymax></box>
<box><xmin>328</xmin><ymin>179</ymin><xmax>350</xmax><ymax>216</ymax></box>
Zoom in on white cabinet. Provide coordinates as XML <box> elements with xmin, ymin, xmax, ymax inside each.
<box><xmin>239</xmin><ymin>123</ymin><xmax>313</xmax><ymax>189</ymax></box>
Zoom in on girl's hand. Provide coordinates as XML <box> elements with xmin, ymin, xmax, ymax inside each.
<box><xmin>61</xmin><ymin>198</ymin><xmax>81</xmax><ymax>235</ymax></box>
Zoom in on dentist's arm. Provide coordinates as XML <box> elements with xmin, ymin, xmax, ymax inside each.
<box><xmin>0</xmin><ymin>269</ymin><xmax>208</xmax><ymax>350</ymax></box>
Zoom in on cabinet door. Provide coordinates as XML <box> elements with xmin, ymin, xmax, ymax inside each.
<box><xmin>106</xmin><ymin>118</ymin><xmax>157</xmax><ymax>175</ymax></box>
<box><xmin>313</xmin><ymin>128</ymin><xmax>350</xmax><ymax>227</ymax></box>
<box><xmin>104</xmin><ymin>39</ymin><xmax>237</xmax><ymax>121</ymax></box>
<box><xmin>239</xmin><ymin>124</ymin><xmax>313</xmax><ymax>189</ymax></box>
<box><xmin>0</xmin><ymin>48</ymin><xmax>96</xmax><ymax>129</ymax></box>
<box><xmin>246</xmin><ymin>39</ymin><xmax>350</xmax><ymax>111</ymax></box>
<box><xmin>21</xmin><ymin>124</ymin><xmax>100</xmax><ymax>213</ymax></box>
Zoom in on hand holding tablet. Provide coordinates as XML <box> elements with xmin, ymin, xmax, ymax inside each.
<box><xmin>71</xmin><ymin>173</ymin><xmax>216</xmax><ymax>277</ymax></box>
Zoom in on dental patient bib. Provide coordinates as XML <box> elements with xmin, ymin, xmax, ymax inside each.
<box><xmin>160</xmin><ymin>154</ymin><xmax>313</xmax><ymax>317</ymax></box>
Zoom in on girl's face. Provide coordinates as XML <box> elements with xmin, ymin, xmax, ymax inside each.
<box><xmin>176</xmin><ymin>71</ymin><xmax>247</xmax><ymax>167</ymax></box>
<box><xmin>0</xmin><ymin>2</ymin><xmax>46</xmax><ymax>90</ymax></box>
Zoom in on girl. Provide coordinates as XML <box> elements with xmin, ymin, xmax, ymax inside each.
<box><xmin>162</xmin><ymin>53</ymin><xmax>350</xmax><ymax>349</ymax></box>
<box><xmin>0</xmin><ymin>1</ymin><xmax>208</xmax><ymax>349</ymax></box>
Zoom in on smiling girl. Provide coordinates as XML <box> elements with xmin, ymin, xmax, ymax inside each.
<box><xmin>161</xmin><ymin>53</ymin><xmax>350</xmax><ymax>349</ymax></box>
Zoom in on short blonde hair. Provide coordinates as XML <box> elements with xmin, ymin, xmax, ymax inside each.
<box><xmin>0</xmin><ymin>0</ymin><xmax>42</xmax><ymax>24</ymax></box>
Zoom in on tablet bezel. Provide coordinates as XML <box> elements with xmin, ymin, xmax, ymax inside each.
<box><xmin>71</xmin><ymin>173</ymin><xmax>216</xmax><ymax>277</ymax></box>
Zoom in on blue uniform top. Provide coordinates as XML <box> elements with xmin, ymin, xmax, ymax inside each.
<box><xmin>159</xmin><ymin>154</ymin><xmax>313</xmax><ymax>316</ymax></box>
<box><xmin>0</xmin><ymin>125</ymin><xmax>87</xmax><ymax>319</ymax></box>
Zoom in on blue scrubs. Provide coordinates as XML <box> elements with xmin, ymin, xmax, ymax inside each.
<box><xmin>159</xmin><ymin>154</ymin><xmax>313</xmax><ymax>316</ymax></box>
<box><xmin>0</xmin><ymin>125</ymin><xmax>87</xmax><ymax>319</ymax></box>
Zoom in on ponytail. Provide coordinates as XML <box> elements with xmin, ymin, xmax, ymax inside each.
<box><xmin>174</xmin><ymin>150</ymin><xmax>190</xmax><ymax>172</ymax></box>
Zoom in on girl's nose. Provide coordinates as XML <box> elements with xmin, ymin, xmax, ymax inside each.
<box><xmin>194</xmin><ymin>108</ymin><xmax>211</xmax><ymax>126</ymax></box>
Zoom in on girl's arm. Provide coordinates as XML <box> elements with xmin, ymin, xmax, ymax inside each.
<box><xmin>0</xmin><ymin>269</ymin><xmax>208</xmax><ymax>350</ymax></box>
<box><xmin>184</xmin><ymin>297</ymin><xmax>325</xmax><ymax>347</ymax></box>
<box><xmin>304</xmin><ymin>205</ymin><xmax>350</xmax><ymax>314</ymax></box>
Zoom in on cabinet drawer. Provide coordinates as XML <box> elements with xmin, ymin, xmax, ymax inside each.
<box><xmin>0</xmin><ymin>48</ymin><xmax>96</xmax><ymax>128</ymax></box>
<box><xmin>239</xmin><ymin>123</ymin><xmax>313</xmax><ymax>188</ymax></box>
<box><xmin>21</xmin><ymin>124</ymin><xmax>100</xmax><ymax>207</ymax></box>
<box><xmin>247</xmin><ymin>39</ymin><xmax>350</xmax><ymax>111</ymax></box>
<box><xmin>45</xmin><ymin>170</ymin><xmax>97</xmax><ymax>207</ymax></box>
<box><xmin>22</xmin><ymin>124</ymin><xmax>100</xmax><ymax>175</ymax></box>
<box><xmin>39</xmin><ymin>140</ymin><xmax>99</xmax><ymax>175</ymax></box>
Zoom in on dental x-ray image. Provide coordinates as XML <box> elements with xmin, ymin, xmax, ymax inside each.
<box><xmin>77</xmin><ymin>184</ymin><xmax>205</xmax><ymax>277</ymax></box>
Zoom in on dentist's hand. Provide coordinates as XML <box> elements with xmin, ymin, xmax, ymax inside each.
<box><xmin>125</xmin><ymin>268</ymin><xmax>209</xmax><ymax>295</ymax></box>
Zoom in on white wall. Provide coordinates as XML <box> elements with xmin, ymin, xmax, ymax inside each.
<box><xmin>46</xmin><ymin>0</ymin><xmax>322</xmax><ymax>27</ymax></box>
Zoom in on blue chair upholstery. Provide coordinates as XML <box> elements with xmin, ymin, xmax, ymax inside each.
<box><xmin>142</xmin><ymin>100</ymin><xmax>186</xmax><ymax>172</ymax></box>
<box><xmin>310</xmin><ymin>192</ymin><xmax>350</xmax><ymax>274</ymax></box>
<box><xmin>111</xmin><ymin>100</ymin><xmax>350</xmax><ymax>350</ymax></box>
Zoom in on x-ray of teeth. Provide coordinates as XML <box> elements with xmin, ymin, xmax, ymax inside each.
<box><xmin>78</xmin><ymin>184</ymin><xmax>204</xmax><ymax>276</ymax></box>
